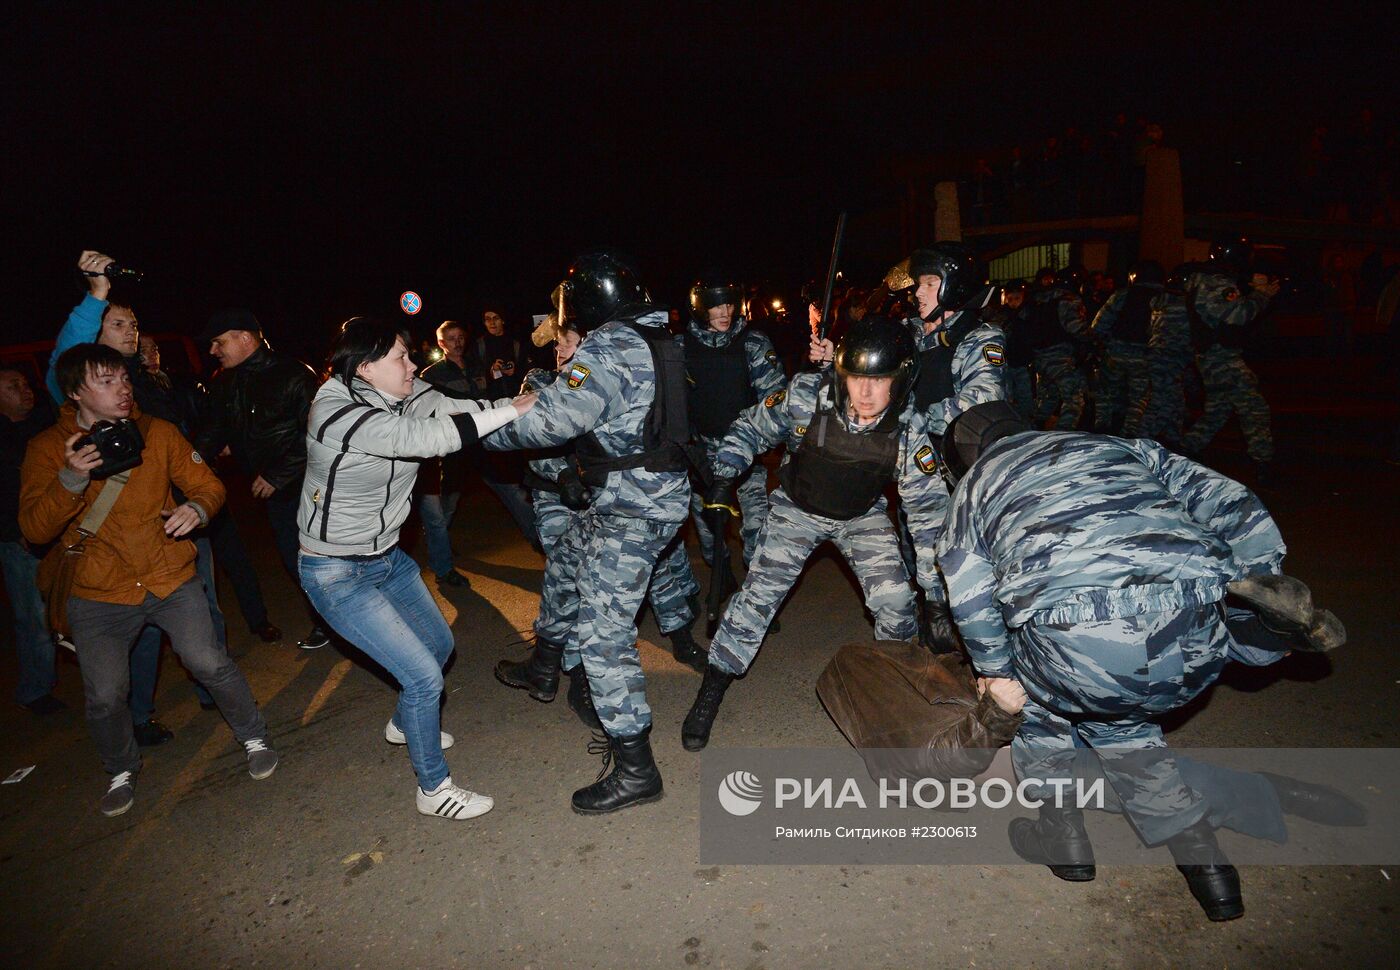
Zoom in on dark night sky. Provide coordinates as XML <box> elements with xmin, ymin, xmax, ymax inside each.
<box><xmin>2</xmin><ymin>2</ymin><xmax>1390</xmax><ymax>360</ymax></box>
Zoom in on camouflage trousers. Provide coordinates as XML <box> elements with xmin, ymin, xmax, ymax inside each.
<box><xmin>1031</xmin><ymin>345</ymin><xmax>1087</xmax><ymax>430</ymax></box>
<box><xmin>1009</xmin><ymin>604</ymin><xmax>1232</xmax><ymax>845</ymax></box>
<box><xmin>1138</xmin><ymin>346</ymin><xmax>1193</xmax><ymax>444</ymax></box>
<box><xmin>690</xmin><ymin>441</ymin><xmax>769</xmax><ymax>567</ymax></box>
<box><xmin>1093</xmin><ymin>341</ymin><xmax>1150</xmax><ymax>435</ymax></box>
<box><xmin>1183</xmin><ymin>346</ymin><xmax>1274</xmax><ymax>462</ymax></box>
<box><xmin>1006</xmin><ymin>366</ymin><xmax>1035</xmax><ymax>421</ymax></box>
<box><xmin>709</xmin><ymin>487</ymin><xmax>918</xmax><ymax>676</ymax></box>
<box><xmin>533</xmin><ymin>492</ymin><xmax>696</xmax><ymax>673</ymax></box>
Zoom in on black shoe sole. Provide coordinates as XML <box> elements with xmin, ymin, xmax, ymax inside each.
<box><xmin>571</xmin><ymin>790</ymin><xmax>664</xmax><ymax>816</ymax></box>
<box><xmin>1201</xmin><ymin>900</ymin><xmax>1245</xmax><ymax>922</ymax></box>
<box><xmin>1048</xmin><ymin>865</ymin><xmax>1097</xmax><ymax>882</ymax></box>
<box><xmin>682</xmin><ymin>734</ymin><xmax>709</xmax><ymax>752</ymax></box>
<box><xmin>493</xmin><ymin>667</ymin><xmax>558</xmax><ymax>702</ymax></box>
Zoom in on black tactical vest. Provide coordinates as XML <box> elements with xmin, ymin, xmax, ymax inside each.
<box><xmin>1115</xmin><ymin>286</ymin><xmax>1155</xmax><ymax>344</ymax></box>
<box><xmin>1022</xmin><ymin>295</ymin><xmax>1069</xmax><ymax>352</ymax></box>
<box><xmin>778</xmin><ymin>376</ymin><xmax>902</xmax><ymax>520</ymax></box>
<box><xmin>684</xmin><ymin>330</ymin><xmax>756</xmax><ymax>438</ymax></box>
<box><xmin>913</xmin><ymin>313</ymin><xmax>979</xmax><ymax>411</ymax></box>
<box><xmin>575</xmin><ymin>321</ymin><xmax>693</xmax><ymax>486</ymax></box>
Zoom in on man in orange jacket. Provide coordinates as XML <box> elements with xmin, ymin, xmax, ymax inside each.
<box><xmin>20</xmin><ymin>344</ymin><xmax>278</xmax><ymax>817</ymax></box>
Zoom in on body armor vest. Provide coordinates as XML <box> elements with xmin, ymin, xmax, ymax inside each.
<box><xmin>913</xmin><ymin>313</ymin><xmax>979</xmax><ymax>411</ymax></box>
<box><xmin>779</xmin><ymin>376</ymin><xmax>901</xmax><ymax>520</ymax></box>
<box><xmin>684</xmin><ymin>330</ymin><xmax>756</xmax><ymax>438</ymax></box>
<box><xmin>1115</xmin><ymin>286</ymin><xmax>1156</xmax><ymax>344</ymax></box>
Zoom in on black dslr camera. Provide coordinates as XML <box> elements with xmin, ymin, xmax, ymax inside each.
<box><xmin>76</xmin><ymin>418</ymin><xmax>145</xmax><ymax>479</ymax></box>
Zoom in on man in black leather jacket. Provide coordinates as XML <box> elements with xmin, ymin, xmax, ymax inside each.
<box><xmin>196</xmin><ymin>309</ymin><xmax>329</xmax><ymax>649</ymax></box>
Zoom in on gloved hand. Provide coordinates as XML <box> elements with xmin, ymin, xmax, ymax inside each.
<box><xmin>558</xmin><ymin>467</ymin><xmax>590</xmax><ymax>511</ymax></box>
<box><xmin>703</xmin><ymin>475</ymin><xmax>739</xmax><ymax>517</ymax></box>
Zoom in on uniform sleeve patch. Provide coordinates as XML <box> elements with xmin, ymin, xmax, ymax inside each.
<box><xmin>914</xmin><ymin>444</ymin><xmax>939</xmax><ymax>475</ymax></box>
<box><xmin>982</xmin><ymin>344</ymin><xmax>1005</xmax><ymax>366</ymax></box>
<box><xmin>566</xmin><ymin>364</ymin><xmax>591</xmax><ymax>389</ymax></box>
<box><xmin>795</xmin><ymin>425</ymin><xmax>807</xmax><ymax>436</ymax></box>
<box><xmin>1223</xmin><ymin>288</ymin><xmax>1240</xmax><ymax>302</ymax></box>
<box><xmin>764</xmin><ymin>390</ymin><xmax>786</xmax><ymax>408</ymax></box>
<box><xmin>765</xmin><ymin>350</ymin><xmax>778</xmax><ymax>365</ymax></box>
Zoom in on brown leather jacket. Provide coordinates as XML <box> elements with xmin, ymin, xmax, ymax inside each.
<box><xmin>817</xmin><ymin>640</ymin><xmax>1023</xmax><ymax>783</ymax></box>
<box><xmin>20</xmin><ymin>404</ymin><xmax>225</xmax><ymax>605</ymax></box>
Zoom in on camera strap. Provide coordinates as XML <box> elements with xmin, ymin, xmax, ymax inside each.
<box><xmin>74</xmin><ymin>470</ymin><xmax>132</xmax><ymax>542</ymax></box>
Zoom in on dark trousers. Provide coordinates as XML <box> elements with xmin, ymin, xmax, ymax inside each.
<box><xmin>206</xmin><ymin>508</ymin><xmax>269</xmax><ymax>630</ymax></box>
<box><xmin>69</xmin><ymin>580</ymin><xmax>268</xmax><ymax>775</ymax></box>
<box><xmin>265</xmin><ymin>484</ymin><xmax>321</xmax><ymax>627</ymax></box>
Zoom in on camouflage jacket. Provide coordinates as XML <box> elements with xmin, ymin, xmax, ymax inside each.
<box><xmin>937</xmin><ymin>431</ymin><xmax>1286</xmax><ymax>676</ymax></box>
<box><xmin>485</xmin><ymin>311</ymin><xmax>690</xmax><ymax>522</ymax></box>
<box><xmin>904</xmin><ymin>312</ymin><xmax>1009</xmax><ymax>440</ymax></box>
<box><xmin>518</xmin><ymin>368</ymin><xmax>570</xmax><ymax>482</ymax></box>
<box><xmin>1185</xmin><ymin>269</ymin><xmax>1272</xmax><ymax>334</ymax></box>
<box><xmin>713</xmin><ymin>371</ymin><xmax>953</xmax><ymax>596</ymax></box>
<box><xmin>1027</xmin><ymin>285</ymin><xmax>1091</xmax><ymax>346</ymax></box>
<box><xmin>1149</xmin><ymin>292</ymin><xmax>1192</xmax><ymax>355</ymax></box>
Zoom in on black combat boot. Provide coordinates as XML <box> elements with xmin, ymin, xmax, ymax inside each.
<box><xmin>493</xmin><ymin>638</ymin><xmax>565</xmax><ymax>702</ymax></box>
<box><xmin>668</xmin><ymin>624</ymin><xmax>708</xmax><ymax>673</ymax></box>
<box><xmin>921</xmin><ymin>600</ymin><xmax>961</xmax><ymax>655</ymax></box>
<box><xmin>1166</xmin><ymin>818</ymin><xmax>1244</xmax><ymax>921</ymax></box>
<box><xmin>682</xmin><ymin>664</ymin><xmax>736</xmax><ymax>752</ymax></box>
<box><xmin>571</xmin><ymin>728</ymin><xmax>664</xmax><ymax>815</ymax></box>
<box><xmin>1259</xmin><ymin>772</ymin><xmax>1367</xmax><ymax>827</ymax></box>
<box><xmin>1008</xmin><ymin>803</ymin><xmax>1097</xmax><ymax>881</ymax></box>
<box><xmin>565</xmin><ymin>666</ymin><xmax>603</xmax><ymax>731</ymax></box>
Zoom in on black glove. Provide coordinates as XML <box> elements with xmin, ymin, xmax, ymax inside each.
<box><xmin>703</xmin><ymin>475</ymin><xmax>739</xmax><ymax>517</ymax></box>
<box><xmin>558</xmin><ymin>467</ymin><xmax>590</xmax><ymax>511</ymax></box>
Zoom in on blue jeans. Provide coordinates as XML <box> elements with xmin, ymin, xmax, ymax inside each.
<box><xmin>299</xmin><ymin>546</ymin><xmax>455</xmax><ymax>790</ymax></box>
<box><xmin>0</xmin><ymin>541</ymin><xmax>56</xmax><ymax>705</ymax></box>
<box><xmin>486</xmin><ymin>481</ymin><xmax>540</xmax><ymax>550</ymax></box>
<box><xmin>129</xmin><ymin>536</ymin><xmax>225</xmax><ymax>721</ymax></box>
<box><xmin>418</xmin><ymin>491</ymin><xmax>461</xmax><ymax>576</ymax></box>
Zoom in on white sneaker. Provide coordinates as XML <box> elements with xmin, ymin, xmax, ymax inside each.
<box><xmin>416</xmin><ymin>777</ymin><xmax>493</xmax><ymax>820</ymax></box>
<box><xmin>100</xmin><ymin>771</ymin><xmax>136</xmax><ymax>817</ymax></box>
<box><xmin>385</xmin><ymin>719</ymin><xmax>454</xmax><ymax>749</ymax></box>
<box><xmin>244</xmin><ymin>738</ymin><xmax>279</xmax><ymax>780</ymax></box>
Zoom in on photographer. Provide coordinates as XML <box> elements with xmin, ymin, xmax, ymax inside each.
<box><xmin>20</xmin><ymin>344</ymin><xmax>277</xmax><ymax>817</ymax></box>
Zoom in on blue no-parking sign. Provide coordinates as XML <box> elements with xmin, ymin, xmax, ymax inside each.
<box><xmin>400</xmin><ymin>291</ymin><xmax>422</xmax><ymax>315</ymax></box>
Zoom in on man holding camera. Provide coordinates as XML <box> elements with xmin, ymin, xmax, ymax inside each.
<box><xmin>20</xmin><ymin>344</ymin><xmax>277</xmax><ymax>817</ymax></box>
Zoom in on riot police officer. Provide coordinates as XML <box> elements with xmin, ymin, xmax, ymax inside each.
<box><xmin>1091</xmin><ymin>260</ymin><xmax>1164</xmax><ymax>435</ymax></box>
<box><xmin>683</xmin><ymin>271</ymin><xmax>786</xmax><ymax>581</ymax></box>
<box><xmin>486</xmin><ymin>251</ymin><xmax>690</xmax><ymax>815</ymax></box>
<box><xmin>1023</xmin><ymin>266</ymin><xmax>1091</xmax><ymax>429</ymax></box>
<box><xmin>1180</xmin><ymin>238</ymin><xmax>1280</xmax><ymax>481</ymax></box>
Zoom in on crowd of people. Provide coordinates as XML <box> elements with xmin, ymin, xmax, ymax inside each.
<box><xmin>0</xmin><ymin>240</ymin><xmax>1362</xmax><ymax>922</ymax></box>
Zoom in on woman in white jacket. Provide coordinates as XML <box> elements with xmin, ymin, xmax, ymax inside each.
<box><xmin>297</xmin><ymin>317</ymin><xmax>534</xmax><ymax>820</ymax></box>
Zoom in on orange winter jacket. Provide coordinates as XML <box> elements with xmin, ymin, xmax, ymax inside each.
<box><xmin>19</xmin><ymin>403</ymin><xmax>225</xmax><ymax>605</ymax></box>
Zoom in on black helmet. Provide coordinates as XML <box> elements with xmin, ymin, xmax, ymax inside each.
<box><xmin>1128</xmin><ymin>259</ymin><xmax>1165</xmax><ymax>287</ymax></box>
<box><xmin>941</xmin><ymin>401</ymin><xmax>1032</xmax><ymax>483</ymax></box>
<box><xmin>832</xmin><ymin>316</ymin><xmax>919</xmax><ymax>417</ymax></box>
<box><xmin>557</xmin><ymin>250</ymin><xmax>652</xmax><ymax>329</ymax></box>
<box><xmin>688</xmin><ymin>271</ymin><xmax>745</xmax><ymax>326</ymax></box>
<box><xmin>908</xmin><ymin>243</ymin><xmax>981</xmax><ymax>320</ymax></box>
<box><xmin>1208</xmin><ymin>236</ymin><xmax>1254</xmax><ymax>274</ymax></box>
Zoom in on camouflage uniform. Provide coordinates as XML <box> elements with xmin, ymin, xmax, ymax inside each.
<box><xmin>519</xmin><ymin>368</ymin><xmax>695</xmax><ymax>650</ymax></box>
<box><xmin>1139</xmin><ymin>291</ymin><xmax>1193</xmax><ymax>444</ymax></box>
<box><xmin>903</xmin><ymin>312</ymin><xmax>1009</xmax><ymax>605</ymax></box>
<box><xmin>1181</xmin><ymin>272</ymin><xmax>1275</xmax><ymax>462</ymax></box>
<box><xmin>938</xmin><ymin>431</ymin><xmax>1285</xmax><ymax>844</ymax></box>
<box><xmin>683</xmin><ymin>318</ymin><xmax>786</xmax><ymax>567</ymax></box>
<box><xmin>1090</xmin><ymin>287</ymin><xmax>1153</xmax><ymax>435</ymax></box>
<box><xmin>1027</xmin><ymin>286</ymin><xmax>1090</xmax><ymax>430</ymax></box>
<box><xmin>980</xmin><ymin>306</ymin><xmax>1034</xmax><ymax>419</ymax></box>
<box><xmin>706</xmin><ymin>372</ymin><xmax>935</xmax><ymax>674</ymax></box>
<box><xmin>486</xmin><ymin>313</ymin><xmax>689</xmax><ymax>738</ymax></box>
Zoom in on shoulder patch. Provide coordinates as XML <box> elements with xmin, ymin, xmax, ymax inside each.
<box><xmin>795</xmin><ymin>425</ymin><xmax>807</xmax><ymax>436</ymax></box>
<box><xmin>1223</xmin><ymin>288</ymin><xmax>1240</xmax><ymax>302</ymax></box>
<box><xmin>914</xmin><ymin>445</ymin><xmax>939</xmax><ymax>474</ymax></box>
<box><xmin>191</xmin><ymin>451</ymin><xmax>204</xmax><ymax>464</ymax></box>
<box><xmin>565</xmin><ymin>363</ymin><xmax>591</xmax><ymax>389</ymax></box>
<box><xmin>982</xmin><ymin>344</ymin><xmax>1005</xmax><ymax>366</ymax></box>
<box><xmin>764</xmin><ymin>390</ymin><xmax>786</xmax><ymax>408</ymax></box>
<box><xmin>764</xmin><ymin>350</ymin><xmax>778</xmax><ymax>365</ymax></box>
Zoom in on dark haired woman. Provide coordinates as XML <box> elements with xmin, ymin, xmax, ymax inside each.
<box><xmin>297</xmin><ymin>317</ymin><xmax>534</xmax><ymax>820</ymax></box>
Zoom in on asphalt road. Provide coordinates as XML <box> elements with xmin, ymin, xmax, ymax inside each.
<box><xmin>1</xmin><ymin>409</ymin><xmax>1397</xmax><ymax>969</ymax></box>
